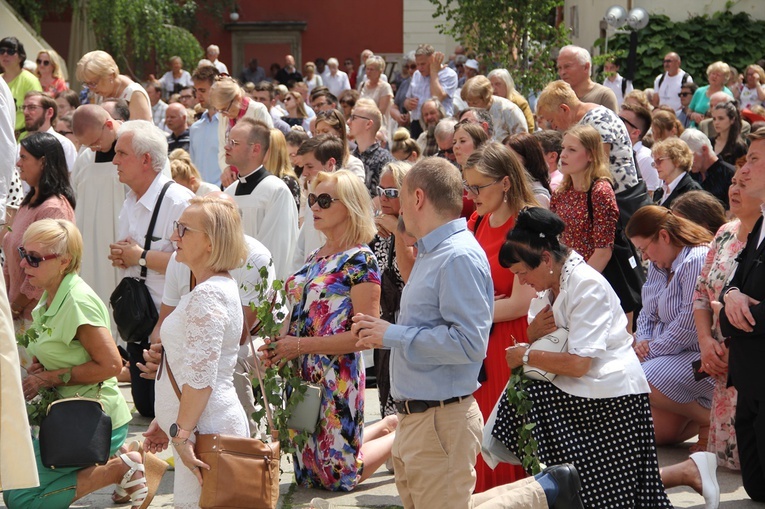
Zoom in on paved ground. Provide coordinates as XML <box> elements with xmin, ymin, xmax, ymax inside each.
<box><xmin>3</xmin><ymin>384</ymin><xmax>760</xmax><ymax>509</ymax></box>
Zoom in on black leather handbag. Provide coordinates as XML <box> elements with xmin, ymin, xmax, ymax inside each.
<box><xmin>110</xmin><ymin>181</ymin><xmax>173</xmax><ymax>343</ymax></box>
<box><xmin>39</xmin><ymin>396</ymin><xmax>112</xmax><ymax>468</ymax></box>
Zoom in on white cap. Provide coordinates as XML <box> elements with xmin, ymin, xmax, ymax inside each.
<box><xmin>465</xmin><ymin>59</ymin><xmax>479</xmax><ymax>71</ymax></box>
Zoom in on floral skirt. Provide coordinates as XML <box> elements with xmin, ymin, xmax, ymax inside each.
<box><xmin>491</xmin><ymin>381</ymin><xmax>672</xmax><ymax>509</ymax></box>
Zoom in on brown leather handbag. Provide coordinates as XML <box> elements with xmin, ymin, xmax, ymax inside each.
<box><xmin>161</xmin><ymin>334</ymin><xmax>280</xmax><ymax>509</ymax></box>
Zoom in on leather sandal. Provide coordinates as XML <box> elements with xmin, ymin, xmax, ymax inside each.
<box><xmin>118</xmin><ymin>453</ymin><xmax>149</xmax><ymax>508</ymax></box>
<box><xmin>112</xmin><ymin>441</ymin><xmax>142</xmax><ymax>504</ymax></box>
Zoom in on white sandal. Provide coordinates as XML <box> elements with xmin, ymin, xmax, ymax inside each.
<box><xmin>119</xmin><ymin>453</ymin><xmax>149</xmax><ymax>508</ymax></box>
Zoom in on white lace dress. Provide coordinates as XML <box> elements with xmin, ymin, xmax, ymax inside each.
<box><xmin>156</xmin><ymin>276</ymin><xmax>249</xmax><ymax>509</ymax></box>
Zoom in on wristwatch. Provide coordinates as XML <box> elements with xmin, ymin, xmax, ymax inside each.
<box><xmin>522</xmin><ymin>346</ymin><xmax>531</xmax><ymax>366</ymax></box>
<box><xmin>138</xmin><ymin>249</ymin><xmax>148</xmax><ymax>267</ymax></box>
<box><xmin>169</xmin><ymin>423</ymin><xmax>192</xmax><ymax>439</ymax></box>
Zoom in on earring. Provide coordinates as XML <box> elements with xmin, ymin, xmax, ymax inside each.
<box><xmin>549</xmin><ymin>269</ymin><xmax>554</xmax><ymax>275</ymax></box>
<box><xmin>503</xmin><ymin>194</ymin><xmax>508</xmax><ymax>203</ymax></box>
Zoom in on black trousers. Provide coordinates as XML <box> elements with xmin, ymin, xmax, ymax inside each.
<box><xmin>735</xmin><ymin>391</ymin><xmax>765</xmax><ymax>501</ymax></box>
<box><xmin>127</xmin><ymin>340</ymin><xmax>155</xmax><ymax>417</ymax></box>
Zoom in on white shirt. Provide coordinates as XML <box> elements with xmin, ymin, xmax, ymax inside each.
<box><xmin>406</xmin><ymin>67</ymin><xmax>459</xmax><ymax>118</ymax></box>
<box><xmin>324</xmin><ymin>70</ymin><xmax>351</xmax><ymax>99</ymax></box>
<box><xmin>603</xmin><ymin>73</ymin><xmax>633</xmax><ymax>108</ymax></box>
<box><xmin>216</xmin><ymin>99</ymin><xmax>273</xmax><ymax>172</ymax></box>
<box><xmin>528</xmin><ymin>252</ymin><xmax>650</xmax><ymax>399</ymax></box>
<box><xmin>653</xmin><ymin>69</ymin><xmax>693</xmax><ymax>113</ymax></box>
<box><xmin>117</xmin><ymin>173</ymin><xmax>194</xmax><ymax>309</ymax></box>
<box><xmin>660</xmin><ymin>172</ymin><xmax>687</xmax><ymax>205</ymax></box>
<box><xmin>212</xmin><ymin>59</ymin><xmax>229</xmax><ymax>75</ymax></box>
<box><xmin>0</xmin><ymin>79</ymin><xmax>15</xmax><ymax>223</ymax></box>
<box><xmin>223</xmin><ymin>169</ymin><xmax>298</xmax><ymax>280</ymax></box>
<box><xmin>46</xmin><ymin>126</ymin><xmax>77</xmax><ymax>171</ymax></box>
<box><xmin>634</xmin><ymin>141</ymin><xmax>660</xmax><ymax>192</ymax></box>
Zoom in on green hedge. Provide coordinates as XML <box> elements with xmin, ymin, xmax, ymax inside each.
<box><xmin>606</xmin><ymin>9</ymin><xmax>765</xmax><ymax>89</ymax></box>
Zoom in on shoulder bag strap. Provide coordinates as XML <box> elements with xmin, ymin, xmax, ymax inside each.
<box><xmin>140</xmin><ymin>180</ymin><xmax>174</xmax><ymax>280</ymax></box>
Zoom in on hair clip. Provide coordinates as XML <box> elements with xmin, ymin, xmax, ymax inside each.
<box><xmin>539</xmin><ymin>233</ymin><xmax>546</xmax><ymax>238</ymax></box>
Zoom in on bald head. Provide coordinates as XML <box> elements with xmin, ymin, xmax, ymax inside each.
<box><xmin>165</xmin><ymin>103</ymin><xmax>188</xmax><ymax>136</ymax></box>
<box><xmin>205</xmin><ymin>190</ymin><xmax>236</xmax><ymax>203</ymax></box>
<box><xmin>72</xmin><ymin>104</ymin><xmax>109</xmax><ymax>135</ymax></box>
<box><xmin>709</xmin><ymin>91</ymin><xmax>732</xmax><ymax>109</ymax></box>
<box><xmin>72</xmin><ymin>104</ymin><xmax>118</xmax><ymax>152</ymax></box>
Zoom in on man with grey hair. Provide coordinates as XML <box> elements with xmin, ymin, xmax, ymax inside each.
<box><xmin>557</xmin><ymin>45</ymin><xmax>618</xmax><ymax>112</ymax></box>
<box><xmin>415</xmin><ymin>97</ymin><xmax>446</xmax><ymax>156</ymax></box>
<box><xmin>405</xmin><ymin>44</ymin><xmax>458</xmax><ymax>139</ymax></box>
<box><xmin>109</xmin><ymin>120</ymin><xmax>194</xmax><ymax>417</ymax></box>
<box><xmin>206</xmin><ymin>44</ymin><xmax>228</xmax><ymax>74</ymax></box>
<box><xmin>459</xmin><ymin>107</ymin><xmax>495</xmax><ymax>139</ymax></box>
<box><xmin>324</xmin><ymin>57</ymin><xmax>351</xmax><ymax>98</ymax></box>
<box><xmin>681</xmin><ymin>128</ymin><xmax>735</xmax><ymax>209</ymax></box>
<box><xmin>434</xmin><ymin>117</ymin><xmax>458</xmax><ymax>166</ymax></box>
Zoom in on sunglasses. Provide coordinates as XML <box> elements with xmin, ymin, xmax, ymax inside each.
<box><xmin>619</xmin><ymin>116</ymin><xmax>639</xmax><ymax>130</ymax></box>
<box><xmin>678</xmin><ymin>92</ymin><xmax>692</xmax><ymax>97</ymax></box>
<box><xmin>308</xmin><ymin>193</ymin><xmax>340</xmax><ymax>209</ymax></box>
<box><xmin>36</xmin><ymin>59</ymin><xmax>50</xmax><ymax>66</ymax></box>
<box><xmin>377</xmin><ymin>186</ymin><xmax>400</xmax><ymax>199</ymax></box>
<box><xmin>173</xmin><ymin>221</ymin><xmax>202</xmax><ymax>238</ymax></box>
<box><xmin>437</xmin><ymin>147</ymin><xmax>455</xmax><ymax>158</ymax></box>
<box><xmin>18</xmin><ymin>247</ymin><xmax>58</xmax><ymax>268</ymax></box>
<box><xmin>0</xmin><ymin>48</ymin><xmax>18</xmax><ymax>56</ymax></box>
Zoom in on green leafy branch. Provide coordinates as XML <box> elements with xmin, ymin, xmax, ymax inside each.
<box><xmin>246</xmin><ymin>263</ymin><xmax>313</xmax><ymax>456</ymax></box>
<box><xmin>505</xmin><ymin>367</ymin><xmax>541</xmax><ymax>474</ymax></box>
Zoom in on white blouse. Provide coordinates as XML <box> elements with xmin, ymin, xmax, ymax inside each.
<box><xmin>528</xmin><ymin>252</ymin><xmax>650</xmax><ymax>399</ymax></box>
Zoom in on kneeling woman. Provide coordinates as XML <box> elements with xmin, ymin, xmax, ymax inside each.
<box><xmin>492</xmin><ymin>207</ymin><xmax>671</xmax><ymax>508</ymax></box>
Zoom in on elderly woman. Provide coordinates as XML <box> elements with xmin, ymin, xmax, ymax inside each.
<box><xmin>487</xmin><ymin>68</ymin><xmax>535</xmax><ymax>131</ymax></box>
<box><xmin>694</xmin><ymin>169</ymin><xmax>761</xmax><ymax>469</ymax></box>
<box><xmin>651</xmin><ymin>137</ymin><xmax>703</xmax><ymax>208</ymax></box>
<box><xmin>360</xmin><ymin>56</ymin><xmax>394</xmax><ymax>134</ymax></box>
<box><xmin>463</xmin><ymin>142</ymin><xmax>538</xmax><ymax>492</ymax></box>
<box><xmin>76</xmin><ymin>50</ymin><xmax>151</xmax><ymax>122</ymax></box>
<box><xmin>1</xmin><ymin>37</ymin><xmax>42</xmax><ymax>132</ymax></box>
<box><xmin>158</xmin><ymin>56</ymin><xmax>193</xmax><ymax>99</ymax></box>
<box><xmin>536</xmin><ymin>80</ymin><xmax>638</xmax><ymax>195</ymax></box>
<box><xmin>688</xmin><ymin>61</ymin><xmax>735</xmax><ymax>126</ymax></box>
<box><xmin>461</xmin><ymin>76</ymin><xmax>528</xmax><ymax>142</ymax></box>
<box><xmin>493</xmin><ymin>207</ymin><xmax>672</xmax><ymax>508</ymax></box>
<box><xmin>34</xmin><ymin>49</ymin><xmax>67</xmax><ymax>95</ymax></box>
<box><xmin>209</xmin><ymin>76</ymin><xmax>272</xmax><ymax>187</ymax></box>
<box><xmin>4</xmin><ymin>219</ymin><xmax>167</xmax><ymax>509</ymax></box>
<box><xmin>4</xmin><ymin>133</ymin><xmax>75</xmax><ymax>323</ymax></box>
<box><xmin>142</xmin><ymin>196</ymin><xmax>249</xmax><ymax>507</ymax></box>
<box><xmin>741</xmin><ymin>64</ymin><xmax>765</xmax><ymax>111</ymax></box>
<box><xmin>627</xmin><ymin>206</ymin><xmax>713</xmax><ymax>452</ymax></box>
<box><xmin>260</xmin><ymin>170</ymin><xmax>395</xmax><ymax>491</ymax></box>
<box><xmin>710</xmin><ymin>101</ymin><xmax>748</xmax><ymax>166</ymax></box>
<box><xmin>370</xmin><ymin>161</ymin><xmax>416</xmax><ymax>417</ymax></box>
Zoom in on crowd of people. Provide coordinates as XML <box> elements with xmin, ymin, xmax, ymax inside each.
<box><xmin>2</xmin><ymin>31</ymin><xmax>765</xmax><ymax>509</ymax></box>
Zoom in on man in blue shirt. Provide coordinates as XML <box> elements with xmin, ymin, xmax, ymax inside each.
<box><xmin>189</xmin><ymin>65</ymin><xmax>221</xmax><ymax>186</ymax></box>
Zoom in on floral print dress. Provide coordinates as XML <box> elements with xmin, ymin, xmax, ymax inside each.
<box><xmin>286</xmin><ymin>245</ymin><xmax>380</xmax><ymax>491</ymax></box>
<box><xmin>694</xmin><ymin>220</ymin><xmax>745</xmax><ymax>470</ymax></box>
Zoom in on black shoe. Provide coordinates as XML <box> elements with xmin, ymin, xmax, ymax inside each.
<box><xmin>543</xmin><ymin>463</ymin><xmax>585</xmax><ymax>509</ymax></box>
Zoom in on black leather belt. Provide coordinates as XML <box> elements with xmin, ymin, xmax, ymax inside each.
<box><xmin>394</xmin><ymin>395</ymin><xmax>470</xmax><ymax>415</ymax></box>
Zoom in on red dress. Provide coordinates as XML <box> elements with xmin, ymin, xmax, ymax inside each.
<box><xmin>468</xmin><ymin>212</ymin><xmax>528</xmax><ymax>492</ymax></box>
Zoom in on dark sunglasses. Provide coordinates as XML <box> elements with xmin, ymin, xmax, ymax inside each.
<box><xmin>0</xmin><ymin>48</ymin><xmax>18</xmax><ymax>56</ymax></box>
<box><xmin>308</xmin><ymin>193</ymin><xmax>340</xmax><ymax>209</ymax></box>
<box><xmin>619</xmin><ymin>116</ymin><xmax>639</xmax><ymax>131</ymax></box>
<box><xmin>678</xmin><ymin>92</ymin><xmax>692</xmax><ymax>97</ymax></box>
<box><xmin>18</xmin><ymin>247</ymin><xmax>58</xmax><ymax>268</ymax></box>
<box><xmin>36</xmin><ymin>59</ymin><xmax>50</xmax><ymax>66</ymax></box>
<box><xmin>377</xmin><ymin>186</ymin><xmax>400</xmax><ymax>199</ymax></box>
<box><xmin>437</xmin><ymin>147</ymin><xmax>455</xmax><ymax>157</ymax></box>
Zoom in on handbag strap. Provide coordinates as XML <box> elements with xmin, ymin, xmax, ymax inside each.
<box><xmin>140</xmin><ymin>180</ymin><xmax>174</xmax><ymax>280</ymax></box>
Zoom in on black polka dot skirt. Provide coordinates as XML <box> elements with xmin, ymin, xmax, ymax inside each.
<box><xmin>492</xmin><ymin>382</ymin><xmax>673</xmax><ymax>509</ymax></box>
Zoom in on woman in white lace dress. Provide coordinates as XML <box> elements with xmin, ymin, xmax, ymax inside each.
<box><xmin>143</xmin><ymin>196</ymin><xmax>249</xmax><ymax>509</ymax></box>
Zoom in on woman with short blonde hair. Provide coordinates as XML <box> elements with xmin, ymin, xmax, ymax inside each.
<box><xmin>461</xmin><ymin>75</ymin><xmax>528</xmax><ymax>141</ymax></box>
<box><xmin>360</xmin><ymin>56</ymin><xmax>393</xmax><ymax>139</ymax></box>
<box><xmin>688</xmin><ymin>61</ymin><xmax>734</xmax><ymax>125</ymax></box>
<box><xmin>650</xmin><ymin>138</ymin><xmax>703</xmax><ymax>209</ymax></box>
<box><xmin>259</xmin><ymin>169</ymin><xmax>395</xmax><ymax>492</ymax></box>
<box><xmin>34</xmin><ymin>48</ymin><xmax>66</xmax><ymax>95</ymax></box>
<box><xmin>76</xmin><ymin>50</ymin><xmax>151</xmax><ymax>121</ymax></box>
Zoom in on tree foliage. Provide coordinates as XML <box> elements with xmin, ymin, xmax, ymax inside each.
<box><xmin>428</xmin><ymin>0</ymin><xmax>569</xmax><ymax>94</ymax></box>
<box><xmin>604</xmin><ymin>9</ymin><xmax>765</xmax><ymax>89</ymax></box>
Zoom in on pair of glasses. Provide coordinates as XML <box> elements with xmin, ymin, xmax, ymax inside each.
<box><xmin>308</xmin><ymin>193</ymin><xmax>340</xmax><ymax>209</ymax></box>
<box><xmin>678</xmin><ymin>92</ymin><xmax>692</xmax><ymax>97</ymax></box>
<box><xmin>349</xmin><ymin>114</ymin><xmax>371</xmax><ymax>122</ymax></box>
<box><xmin>0</xmin><ymin>48</ymin><xmax>18</xmax><ymax>56</ymax></box>
<box><xmin>18</xmin><ymin>247</ymin><xmax>58</xmax><ymax>268</ymax></box>
<box><xmin>463</xmin><ymin>178</ymin><xmax>502</xmax><ymax>195</ymax></box>
<box><xmin>173</xmin><ymin>221</ymin><xmax>202</xmax><ymax>238</ymax></box>
<box><xmin>377</xmin><ymin>186</ymin><xmax>400</xmax><ymax>199</ymax></box>
<box><xmin>84</xmin><ymin>79</ymin><xmax>100</xmax><ymax>89</ymax></box>
<box><xmin>651</xmin><ymin>156</ymin><xmax>669</xmax><ymax>168</ymax></box>
<box><xmin>619</xmin><ymin>116</ymin><xmax>638</xmax><ymax>130</ymax></box>
<box><xmin>437</xmin><ymin>147</ymin><xmax>454</xmax><ymax>157</ymax></box>
<box><xmin>225</xmin><ymin>136</ymin><xmax>253</xmax><ymax>147</ymax></box>
<box><xmin>36</xmin><ymin>59</ymin><xmax>50</xmax><ymax>66</ymax></box>
<box><xmin>180</xmin><ymin>94</ymin><xmax>194</xmax><ymax>100</ymax></box>
<box><xmin>217</xmin><ymin>98</ymin><xmax>235</xmax><ymax>114</ymax></box>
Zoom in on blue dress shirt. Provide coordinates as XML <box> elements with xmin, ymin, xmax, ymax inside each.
<box><xmin>189</xmin><ymin>111</ymin><xmax>221</xmax><ymax>186</ymax></box>
<box><xmin>383</xmin><ymin>218</ymin><xmax>493</xmax><ymax>401</ymax></box>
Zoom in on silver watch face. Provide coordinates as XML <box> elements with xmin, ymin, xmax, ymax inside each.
<box><xmin>138</xmin><ymin>257</ymin><xmax>146</xmax><ymax>267</ymax></box>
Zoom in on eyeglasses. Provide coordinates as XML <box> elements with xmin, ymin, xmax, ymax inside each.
<box><xmin>224</xmin><ymin>136</ymin><xmax>254</xmax><ymax>147</ymax></box>
<box><xmin>619</xmin><ymin>116</ymin><xmax>638</xmax><ymax>131</ymax></box>
<box><xmin>180</xmin><ymin>94</ymin><xmax>194</xmax><ymax>100</ymax></box>
<box><xmin>173</xmin><ymin>221</ymin><xmax>203</xmax><ymax>238</ymax></box>
<box><xmin>463</xmin><ymin>178</ymin><xmax>502</xmax><ymax>195</ymax></box>
<box><xmin>377</xmin><ymin>186</ymin><xmax>400</xmax><ymax>199</ymax></box>
<box><xmin>0</xmin><ymin>48</ymin><xmax>18</xmax><ymax>56</ymax></box>
<box><xmin>634</xmin><ymin>236</ymin><xmax>657</xmax><ymax>258</ymax></box>
<box><xmin>312</xmin><ymin>100</ymin><xmax>328</xmax><ymax>109</ymax></box>
<box><xmin>18</xmin><ymin>247</ymin><xmax>59</xmax><ymax>268</ymax></box>
<box><xmin>651</xmin><ymin>156</ymin><xmax>669</xmax><ymax>168</ymax></box>
<box><xmin>36</xmin><ymin>59</ymin><xmax>51</xmax><ymax>66</ymax></box>
<box><xmin>217</xmin><ymin>98</ymin><xmax>235</xmax><ymax>114</ymax></box>
<box><xmin>21</xmin><ymin>104</ymin><xmax>43</xmax><ymax>111</ymax></box>
<box><xmin>349</xmin><ymin>114</ymin><xmax>371</xmax><ymax>122</ymax></box>
<box><xmin>308</xmin><ymin>193</ymin><xmax>340</xmax><ymax>209</ymax></box>
<box><xmin>83</xmin><ymin>78</ymin><xmax>100</xmax><ymax>89</ymax></box>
